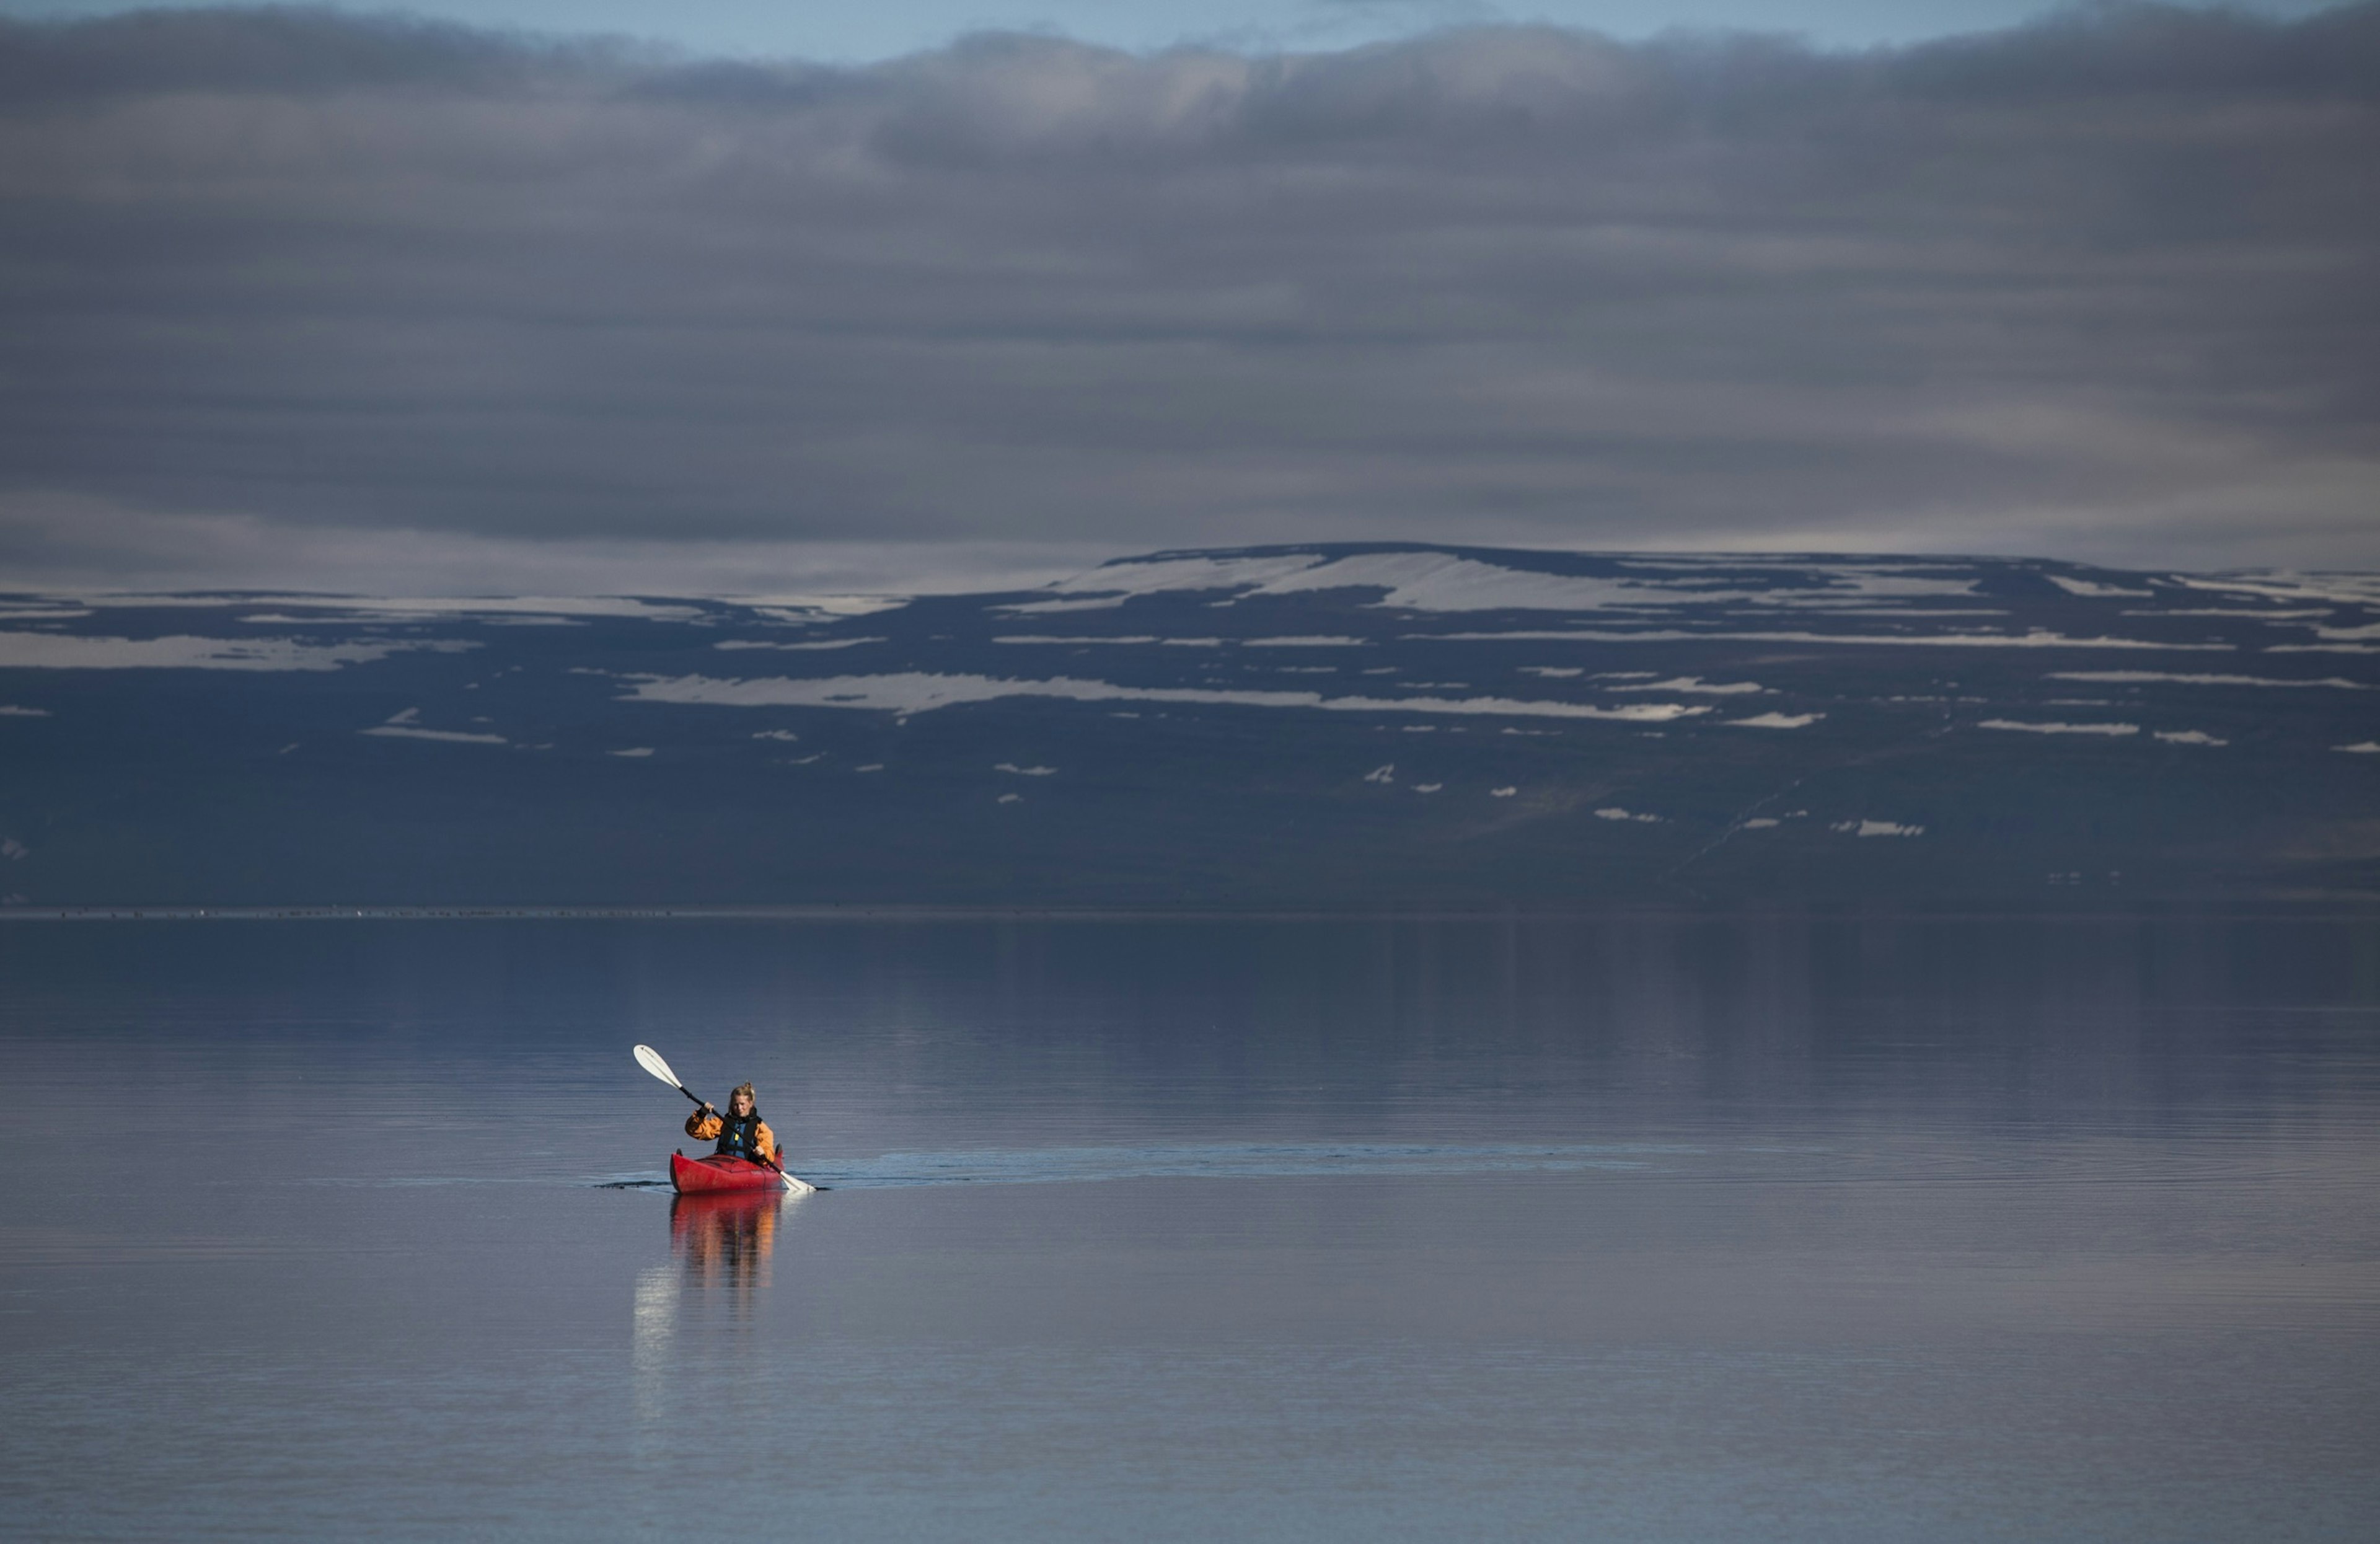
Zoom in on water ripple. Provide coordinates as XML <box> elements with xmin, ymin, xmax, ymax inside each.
<box><xmin>793</xmin><ymin>1140</ymin><xmax>1689</xmax><ymax>1189</ymax></box>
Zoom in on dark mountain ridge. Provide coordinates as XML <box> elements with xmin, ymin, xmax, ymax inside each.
<box><xmin>2</xmin><ymin>544</ymin><xmax>2376</xmax><ymax>909</ymax></box>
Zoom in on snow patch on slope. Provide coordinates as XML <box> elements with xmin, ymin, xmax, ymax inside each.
<box><xmin>1433</xmin><ymin>630</ymin><xmax>2232</xmax><ymax>652</ymax></box>
<box><xmin>619</xmin><ymin>672</ymin><xmax>1711</xmax><ymax>723</ymax></box>
<box><xmin>1608</xmin><ymin>676</ymin><xmax>1765</xmax><ymax>695</ymax></box>
<box><xmin>250</xmin><ymin>596</ymin><xmax>700</xmax><ymax>623</ymax></box>
<box><xmin>2045</xmin><ymin>575</ymin><xmax>2153</xmax><ymax>598</ymax></box>
<box><xmin>0</xmin><ymin>633</ymin><xmax>473</xmax><ymax>671</ymax></box>
<box><xmin>1020</xmin><ymin>550</ymin><xmax>1983</xmax><ymax>616</ymax></box>
<box><xmin>360</xmin><ymin>707</ymin><xmax>506</xmax><ymax>744</ymax></box>
<box><xmin>1978</xmin><ymin>719</ymin><xmax>2140</xmax><ymax>736</ymax></box>
<box><xmin>2047</xmin><ymin>671</ymin><xmax>2370</xmax><ymax>690</ymax></box>
<box><xmin>2172</xmin><ymin>573</ymin><xmax>2380</xmax><ymax>609</ymax></box>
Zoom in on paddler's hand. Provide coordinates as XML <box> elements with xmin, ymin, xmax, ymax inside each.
<box><xmin>697</xmin><ymin>1101</ymin><xmax>715</xmax><ymax>1115</ymax></box>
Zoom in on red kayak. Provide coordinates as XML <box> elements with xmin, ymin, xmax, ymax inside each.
<box><xmin>671</xmin><ymin>1150</ymin><xmax>804</xmax><ymax>1194</ymax></box>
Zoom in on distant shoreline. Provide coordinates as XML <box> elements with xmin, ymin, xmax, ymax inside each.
<box><xmin>4</xmin><ymin>902</ymin><xmax>2373</xmax><ymax>922</ymax></box>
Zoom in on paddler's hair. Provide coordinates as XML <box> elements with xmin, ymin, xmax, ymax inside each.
<box><xmin>729</xmin><ymin>1082</ymin><xmax>756</xmax><ymax>1108</ymax></box>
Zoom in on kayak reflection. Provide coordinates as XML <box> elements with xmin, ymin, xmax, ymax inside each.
<box><xmin>669</xmin><ymin>1189</ymin><xmax>788</xmax><ymax>1295</ymax></box>
<box><xmin>632</xmin><ymin>1191</ymin><xmax>800</xmax><ymax>1426</ymax></box>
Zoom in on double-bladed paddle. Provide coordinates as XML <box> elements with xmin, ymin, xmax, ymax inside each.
<box><xmin>633</xmin><ymin>1044</ymin><xmax>813</xmax><ymax>1193</ymax></box>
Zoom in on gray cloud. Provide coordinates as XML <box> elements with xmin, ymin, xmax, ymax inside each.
<box><xmin>0</xmin><ymin>4</ymin><xmax>2375</xmax><ymax>588</ymax></box>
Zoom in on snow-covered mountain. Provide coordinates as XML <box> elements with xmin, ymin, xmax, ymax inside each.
<box><xmin>3</xmin><ymin>544</ymin><xmax>2376</xmax><ymax>907</ymax></box>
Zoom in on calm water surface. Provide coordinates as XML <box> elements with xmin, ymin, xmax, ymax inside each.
<box><xmin>2</xmin><ymin>916</ymin><xmax>2376</xmax><ymax>1540</ymax></box>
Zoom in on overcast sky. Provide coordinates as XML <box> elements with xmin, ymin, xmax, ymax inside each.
<box><xmin>1</xmin><ymin>3</ymin><xmax>2374</xmax><ymax>593</ymax></box>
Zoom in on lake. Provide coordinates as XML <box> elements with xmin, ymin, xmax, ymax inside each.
<box><xmin>2</xmin><ymin>914</ymin><xmax>2376</xmax><ymax>1540</ymax></box>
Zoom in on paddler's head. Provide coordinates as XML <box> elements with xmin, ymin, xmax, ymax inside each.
<box><xmin>728</xmin><ymin>1083</ymin><xmax>756</xmax><ymax>1118</ymax></box>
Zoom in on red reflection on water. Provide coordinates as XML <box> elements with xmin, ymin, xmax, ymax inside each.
<box><xmin>669</xmin><ymin>1191</ymin><xmax>782</xmax><ymax>1295</ymax></box>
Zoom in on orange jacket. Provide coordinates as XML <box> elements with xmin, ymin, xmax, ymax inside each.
<box><xmin>685</xmin><ymin>1109</ymin><xmax>780</xmax><ymax>1163</ymax></box>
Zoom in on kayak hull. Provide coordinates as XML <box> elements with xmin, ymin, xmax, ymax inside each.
<box><xmin>671</xmin><ymin>1150</ymin><xmax>810</xmax><ymax>1194</ymax></box>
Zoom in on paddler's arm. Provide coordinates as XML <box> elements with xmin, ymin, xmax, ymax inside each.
<box><xmin>756</xmin><ymin>1120</ymin><xmax>779</xmax><ymax>1163</ymax></box>
<box><xmin>685</xmin><ymin>1105</ymin><xmax>723</xmax><ymax>1140</ymax></box>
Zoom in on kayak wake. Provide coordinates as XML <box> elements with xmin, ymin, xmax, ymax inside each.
<box><xmin>591</xmin><ymin>1140</ymin><xmax>1683</xmax><ymax>1193</ymax></box>
<box><xmin>765</xmin><ymin>1140</ymin><xmax>1685</xmax><ymax>1190</ymax></box>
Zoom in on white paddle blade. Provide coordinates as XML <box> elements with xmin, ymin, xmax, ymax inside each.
<box><xmin>632</xmin><ymin>1044</ymin><xmax>683</xmax><ymax>1089</ymax></box>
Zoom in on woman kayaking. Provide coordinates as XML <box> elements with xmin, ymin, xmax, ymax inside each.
<box><xmin>685</xmin><ymin>1082</ymin><xmax>782</xmax><ymax>1168</ymax></box>
<box><xmin>637</xmin><ymin>1046</ymin><xmax>814</xmax><ymax>1193</ymax></box>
